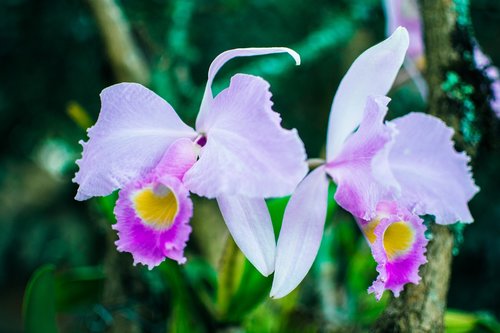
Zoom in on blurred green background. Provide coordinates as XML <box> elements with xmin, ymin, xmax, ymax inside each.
<box><xmin>0</xmin><ymin>0</ymin><xmax>499</xmax><ymax>332</ymax></box>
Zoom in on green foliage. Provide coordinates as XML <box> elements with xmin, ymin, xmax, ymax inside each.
<box><xmin>23</xmin><ymin>265</ymin><xmax>59</xmax><ymax>333</ymax></box>
<box><xmin>445</xmin><ymin>309</ymin><xmax>500</xmax><ymax>333</ymax></box>
<box><xmin>54</xmin><ymin>266</ymin><xmax>105</xmax><ymax>312</ymax></box>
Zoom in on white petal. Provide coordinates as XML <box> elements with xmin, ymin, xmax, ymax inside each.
<box><xmin>217</xmin><ymin>196</ymin><xmax>276</xmax><ymax>276</ymax></box>
<box><xmin>326</xmin><ymin>27</ymin><xmax>409</xmax><ymax>160</ymax></box>
<box><xmin>197</xmin><ymin>47</ymin><xmax>300</xmax><ymax>128</ymax></box>
<box><xmin>185</xmin><ymin>74</ymin><xmax>307</xmax><ymax>198</ymax></box>
<box><xmin>271</xmin><ymin>167</ymin><xmax>330</xmax><ymax>298</ymax></box>
<box><xmin>74</xmin><ymin>83</ymin><xmax>195</xmax><ymax>200</ymax></box>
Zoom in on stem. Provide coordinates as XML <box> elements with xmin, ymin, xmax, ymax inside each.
<box><xmin>87</xmin><ymin>0</ymin><xmax>150</xmax><ymax>84</ymax></box>
<box><xmin>307</xmin><ymin>158</ymin><xmax>326</xmax><ymax>169</ymax></box>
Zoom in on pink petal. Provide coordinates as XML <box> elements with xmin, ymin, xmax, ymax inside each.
<box><xmin>113</xmin><ymin>174</ymin><xmax>193</xmax><ymax>268</ymax></box>
<box><xmin>357</xmin><ymin>202</ymin><xmax>428</xmax><ymax>300</ymax></box>
<box><xmin>326</xmin><ymin>27</ymin><xmax>409</xmax><ymax>160</ymax></box>
<box><xmin>74</xmin><ymin>83</ymin><xmax>196</xmax><ymax>200</ymax></box>
<box><xmin>154</xmin><ymin>138</ymin><xmax>200</xmax><ymax>180</ymax></box>
<box><xmin>184</xmin><ymin>74</ymin><xmax>308</xmax><ymax>198</ymax></box>
<box><xmin>325</xmin><ymin>96</ymin><xmax>398</xmax><ymax>220</ymax></box>
<box><xmin>197</xmin><ymin>47</ymin><xmax>300</xmax><ymax>128</ymax></box>
<box><xmin>271</xmin><ymin>167</ymin><xmax>330</xmax><ymax>299</ymax></box>
<box><xmin>388</xmin><ymin>113</ymin><xmax>479</xmax><ymax>224</ymax></box>
<box><xmin>217</xmin><ymin>196</ymin><xmax>276</xmax><ymax>276</ymax></box>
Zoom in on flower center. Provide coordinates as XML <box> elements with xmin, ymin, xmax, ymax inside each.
<box><xmin>195</xmin><ymin>134</ymin><xmax>207</xmax><ymax>147</ymax></box>
<box><xmin>132</xmin><ymin>185</ymin><xmax>179</xmax><ymax>230</ymax></box>
<box><xmin>382</xmin><ymin>221</ymin><xmax>415</xmax><ymax>260</ymax></box>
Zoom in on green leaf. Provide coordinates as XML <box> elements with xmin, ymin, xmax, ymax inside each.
<box><xmin>160</xmin><ymin>261</ymin><xmax>209</xmax><ymax>333</ymax></box>
<box><xmin>96</xmin><ymin>192</ymin><xmax>118</xmax><ymax>223</ymax></box>
<box><xmin>445</xmin><ymin>310</ymin><xmax>479</xmax><ymax>333</ymax></box>
<box><xmin>54</xmin><ymin>266</ymin><xmax>105</xmax><ymax>312</ymax></box>
<box><xmin>22</xmin><ymin>265</ymin><xmax>59</xmax><ymax>333</ymax></box>
<box><xmin>183</xmin><ymin>257</ymin><xmax>217</xmax><ymax>312</ymax></box>
<box><xmin>216</xmin><ymin>236</ymin><xmax>246</xmax><ymax>318</ymax></box>
<box><xmin>224</xmin><ymin>260</ymin><xmax>272</xmax><ymax>322</ymax></box>
<box><xmin>267</xmin><ymin>195</ymin><xmax>290</xmax><ymax>238</ymax></box>
<box><xmin>445</xmin><ymin>310</ymin><xmax>500</xmax><ymax>333</ymax></box>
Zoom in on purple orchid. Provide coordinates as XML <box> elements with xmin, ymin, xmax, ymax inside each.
<box><xmin>270</xmin><ymin>27</ymin><xmax>479</xmax><ymax>299</ymax></box>
<box><xmin>74</xmin><ymin>48</ymin><xmax>308</xmax><ymax>274</ymax></box>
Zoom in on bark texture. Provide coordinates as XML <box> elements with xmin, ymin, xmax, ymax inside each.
<box><xmin>373</xmin><ymin>1</ymin><xmax>464</xmax><ymax>332</ymax></box>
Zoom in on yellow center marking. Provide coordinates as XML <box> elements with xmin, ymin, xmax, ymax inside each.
<box><xmin>363</xmin><ymin>219</ymin><xmax>380</xmax><ymax>244</ymax></box>
<box><xmin>383</xmin><ymin>221</ymin><xmax>415</xmax><ymax>260</ymax></box>
<box><xmin>133</xmin><ymin>186</ymin><xmax>178</xmax><ymax>230</ymax></box>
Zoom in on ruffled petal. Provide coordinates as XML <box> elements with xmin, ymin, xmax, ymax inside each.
<box><xmin>197</xmin><ymin>47</ymin><xmax>300</xmax><ymax>128</ymax></box>
<box><xmin>74</xmin><ymin>83</ymin><xmax>196</xmax><ymax>200</ymax></box>
<box><xmin>271</xmin><ymin>167</ymin><xmax>330</xmax><ymax>299</ymax></box>
<box><xmin>217</xmin><ymin>196</ymin><xmax>276</xmax><ymax>276</ymax></box>
<box><xmin>113</xmin><ymin>174</ymin><xmax>193</xmax><ymax>268</ymax></box>
<box><xmin>326</xmin><ymin>27</ymin><xmax>409</xmax><ymax>160</ymax></box>
<box><xmin>358</xmin><ymin>202</ymin><xmax>428</xmax><ymax>300</ymax></box>
<box><xmin>388</xmin><ymin>113</ymin><xmax>479</xmax><ymax>224</ymax></box>
<box><xmin>325</xmin><ymin>96</ymin><xmax>398</xmax><ymax>220</ymax></box>
<box><xmin>185</xmin><ymin>74</ymin><xmax>308</xmax><ymax>198</ymax></box>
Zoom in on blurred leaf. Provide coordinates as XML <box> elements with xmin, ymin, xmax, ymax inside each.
<box><xmin>346</xmin><ymin>239</ymin><xmax>375</xmax><ymax>296</ymax></box>
<box><xmin>216</xmin><ymin>236</ymin><xmax>246</xmax><ymax>319</ymax></box>
<box><xmin>160</xmin><ymin>261</ymin><xmax>209</xmax><ymax>333</ymax></box>
<box><xmin>445</xmin><ymin>309</ymin><xmax>500</xmax><ymax>333</ymax></box>
<box><xmin>355</xmin><ymin>292</ymin><xmax>388</xmax><ymax>325</ymax></box>
<box><xmin>54</xmin><ymin>266</ymin><xmax>105</xmax><ymax>312</ymax></box>
<box><xmin>225</xmin><ymin>260</ymin><xmax>272</xmax><ymax>322</ymax></box>
<box><xmin>96</xmin><ymin>192</ymin><xmax>118</xmax><ymax>223</ymax></box>
<box><xmin>324</xmin><ymin>183</ymin><xmax>338</xmax><ymax>227</ymax></box>
<box><xmin>184</xmin><ymin>257</ymin><xmax>217</xmax><ymax>312</ymax></box>
<box><xmin>476</xmin><ymin>311</ymin><xmax>500</xmax><ymax>332</ymax></box>
<box><xmin>22</xmin><ymin>265</ymin><xmax>59</xmax><ymax>333</ymax></box>
<box><xmin>267</xmin><ymin>195</ymin><xmax>290</xmax><ymax>237</ymax></box>
<box><xmin>445</xmin><ymin>310</ymin><xmax>478</xmax><ymax>333</ymax></box>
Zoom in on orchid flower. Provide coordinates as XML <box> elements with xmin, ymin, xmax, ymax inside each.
<box><xmin>271</xmin><ymin>27</ymin><xmax>479</xmax><ymax>299</ymax></box>
<box><xmin>73</xmin><ymin>48</ymin><xmax>308</xmax><ymax>275</ymax></box>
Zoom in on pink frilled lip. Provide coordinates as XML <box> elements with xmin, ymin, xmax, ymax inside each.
<box><xmin>358</xmin><ymin>202</ymin><xmax>428</xmax><ymax>300</ymax></box>
<box><xmin>113</xmin><ymin>173</ymin><xmax>193</xmax><ymax>269</ymax></box>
